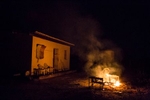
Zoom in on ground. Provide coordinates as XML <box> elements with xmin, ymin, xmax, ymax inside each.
<box><xmin>0</xmin><ymin>72</ymin><xmax>150</xmax><ymax>100</ymax></box>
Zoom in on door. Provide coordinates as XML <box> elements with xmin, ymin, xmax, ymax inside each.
<box><xmin>53</xmin><ymin>48</ymin><xmax>59</xmax><ymax>71</ymax></box>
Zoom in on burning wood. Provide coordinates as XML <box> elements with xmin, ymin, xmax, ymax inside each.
<box><xmin>96</xmin><ymin>68</ymin><xmax>121</xmax><ymax>88</ymax></box>
<box><xmin>105</xmin><ymin>74</ymin><xmax>120</xmax><ymax>87</ymax></box>
<box><xmin>86</xmin><ymin>66</ymin><xmax>123</xmax><ymax>96</ymax></box>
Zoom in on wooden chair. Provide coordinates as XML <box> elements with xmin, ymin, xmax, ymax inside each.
<box><xmin>37</xmin><ymin>64</ymin><xmax>45</xmax><ymax>75</ymax></box>
<box><xmin>44</xmin><ymin>63</ymin><xmax>54</xmax><ymax>74</ymax></box>
<box><xmin>89</xmin><ymin>76</ymin><xmax>104</xmax><ymax>89</ymax></box>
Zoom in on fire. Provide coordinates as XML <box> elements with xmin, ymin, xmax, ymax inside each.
<box><xmin>99</xmin><ymin>68</ymin><xmax>121</xmax><ymax>87</ymax></box>
<box><xmin>114</xmin><ymin>81</ymin><xmax>120</xmax><ymax>87</ymax></box>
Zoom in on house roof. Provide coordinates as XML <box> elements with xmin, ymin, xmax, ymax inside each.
<box><xmin>30</xmin><ymin>31</ymin><xmax>75</xmax><ymax>46</ymax></box>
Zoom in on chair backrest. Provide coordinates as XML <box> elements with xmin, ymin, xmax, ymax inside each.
<box><xmin>89</xmin><ymin>76</ymin><xmax>103</xmax><ymax>83</ymax></box>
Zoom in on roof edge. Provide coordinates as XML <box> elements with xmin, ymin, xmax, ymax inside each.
<box><xmin>31</xmin><ymin>31</ymin><xmax>75</xmax><ymax>46</ymax></box>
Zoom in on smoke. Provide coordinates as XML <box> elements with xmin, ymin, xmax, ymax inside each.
<box><xmin>48</xmin><ymin>2</ymin><xmax>124</xmax><ymax>77</ymax></box>
<box><xmin>72</xmin><ymin>17</ymin><xmax>103</xmax><ymax>58</ymax></box>
<box><xmin>84</xmin><ymin>45</ymin><xmax>123</xmax><ymax>77</ymax></box>
<box><xmin>25</xmin><ymin>1</ymin><xmax>124</xmax><ymax>76</ymax></box>
<box><xmin>60</xmin><ymin>14</ymin><xmax>123</xmax><ymax>77</ymax></box>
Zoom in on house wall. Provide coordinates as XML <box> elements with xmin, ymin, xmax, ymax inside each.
<box><xmin>31</xmin><ymin>36</ymin><xmax>70</xmax><ymax>75</ymax></box>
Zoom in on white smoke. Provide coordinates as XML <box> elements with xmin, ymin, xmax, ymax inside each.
<box><xmin>59</xmin><ymin>15</ymin><xmax>123</xmax><ymax>76</ymax></box>
<box><xmin>40</xmin><ymin>1</ymin><xmax>124</xmax><ymax>77</ymax></box>
<box><xmin>72</xmin><ymin>17</ymin><xmax>123</xmax><ymax>77</ymax></box>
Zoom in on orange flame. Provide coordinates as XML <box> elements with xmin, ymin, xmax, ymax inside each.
<box><xmin>98</xmin><ymin>68</ymin><xmax>121</xmax><ymax>87</ymax></box>
<box><xmin>114</xmin><ymin>81</ymin><xmax>120</xmax><ymax>87</ymax></box>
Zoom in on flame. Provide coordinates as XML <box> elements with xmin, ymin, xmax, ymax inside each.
<box><xmin>106</xmin><ymin>73</ymin><xmax>110</xmax><ymax>77</ymax></box>
<box><xmin>114</xmin><ymin>81</ymin><xmax>120</xmax><ymax>87</ymax></box>
<box><xmin>98</xmin><ymin>68</ymin><xmax>121</xmax><ymax>87</ymax></box>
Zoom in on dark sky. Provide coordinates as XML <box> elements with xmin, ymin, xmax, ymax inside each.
<box><xmin>1</xmin><ymin>1</ymin><xmax>150</xmax><ymax>67</ymax></box>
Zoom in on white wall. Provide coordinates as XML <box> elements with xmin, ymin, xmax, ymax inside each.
<box><xmin>31</xmin><ymin>36</ymin><xmax>70</xmax><ymax>75</ymax></box>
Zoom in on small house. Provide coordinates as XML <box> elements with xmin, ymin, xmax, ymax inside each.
<box><xmin>4</xmin><ymin>31</ymin><xmax>74</xmax><ymax>78</ymax></box>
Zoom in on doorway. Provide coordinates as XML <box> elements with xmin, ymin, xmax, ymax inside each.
<box><xmin>53</xmin><ymin>48</ymin><xmax>59</xmax><ymax>71</ymax></box>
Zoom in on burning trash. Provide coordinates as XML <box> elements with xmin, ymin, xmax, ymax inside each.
<box><xmin>85</xmin><ymin>49</ymin><xmax>123</xmax><ymax>90</ymax></box>
<box><xmin>102</xmin><ymin>68</ymin><xmax>121</xmax><ymax>87</ymax></box>
<box><xmin>88</xmin><ymin>67</ymin><xmax>121</xmax><ymax>89</ymax></box>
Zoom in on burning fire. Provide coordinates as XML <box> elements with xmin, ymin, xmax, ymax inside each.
<box><xmin>99</xmin><ymin>68</ymin><xmax>121</xmax><ymax>87</ymax></box>
<box><xmin>114</xmin><ymin>81</ymin><xmax>120</xmax><ymax>87</ymax></box>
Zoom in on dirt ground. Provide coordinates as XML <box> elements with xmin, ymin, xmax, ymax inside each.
<box><xmin>0</xmin><ymin>72</ymin><xmax>150</xmax><ymax>100</ymax></box>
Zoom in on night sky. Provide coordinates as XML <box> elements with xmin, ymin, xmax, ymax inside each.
<box><xmin>1</xmin><ymin>1</ymin><xmax>150</xmax><ymax>71</ymax></box>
